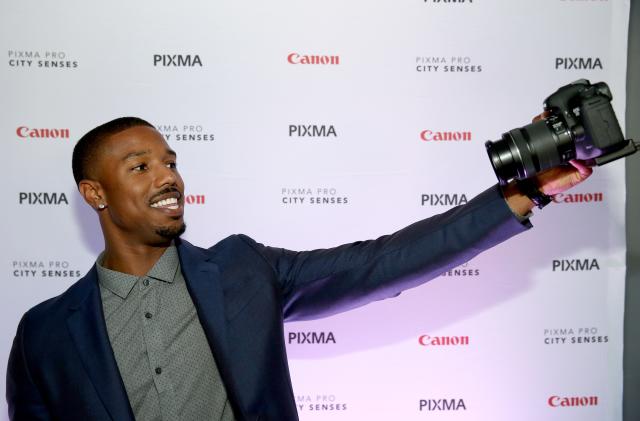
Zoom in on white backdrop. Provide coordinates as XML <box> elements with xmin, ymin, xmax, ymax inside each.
<box><xmin>1</xmin><ymin>0</ymin><xmax>631</xmax><ymax>420</ymax></box>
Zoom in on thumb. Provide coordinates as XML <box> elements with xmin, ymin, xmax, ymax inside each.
<box><xmin>568</xmin><ymin>159</ymin><xmax>593</xmax><ymax>181</ymax></box>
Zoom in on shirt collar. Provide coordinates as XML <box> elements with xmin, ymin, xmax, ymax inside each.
<box><xmin>147</xmin><ymin>246</ymin><xmax>179</xmax><ymax>283</ymax></box>
<box><xmin>96</xmin><ymin>245</ymin><xmax>180</xmax><ymax>299</ymax></box>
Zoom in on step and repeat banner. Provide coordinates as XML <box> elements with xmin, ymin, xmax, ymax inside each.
<box><xmin>0</xmin><ymin>0</ymin><xmax>631</xmax><ymax>420</ymax></box>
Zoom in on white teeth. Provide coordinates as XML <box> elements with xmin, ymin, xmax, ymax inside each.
<box><xmin>150</xmin><ymin>197</ymin><xmax>179</xmax><ymax>208</ymax></box>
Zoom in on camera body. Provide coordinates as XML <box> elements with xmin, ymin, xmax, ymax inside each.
<box><xmin>485</xmin><ymin>79</ymin><xmax>637</xmax><ymax>185</ymax></box>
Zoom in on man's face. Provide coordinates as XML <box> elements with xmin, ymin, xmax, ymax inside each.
<box><xmin>96</xmin><ymin>126</ymin><xmax>186</xmax><ymax>244</ymax></box>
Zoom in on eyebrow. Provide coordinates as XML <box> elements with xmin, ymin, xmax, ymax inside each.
<box><xmin>122</xmin><ymin>148</ymin><xmax>176</xmax><ymax>161</ymax></box>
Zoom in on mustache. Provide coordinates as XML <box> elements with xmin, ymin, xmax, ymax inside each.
<box><xmin>149</xmin><ymin>187</ymin><xmax>182</xmax><ymax>204</ymax></box>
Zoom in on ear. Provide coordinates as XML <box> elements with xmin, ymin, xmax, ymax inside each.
<box><xmin>78</xmin><ymin>180</ymin><xmax>106</xmax><ymax>211</ymax></box>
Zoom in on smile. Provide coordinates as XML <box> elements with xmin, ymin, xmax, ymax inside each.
<box><xmin>150</xmin><ymin>197</ymin><xmax>180</xmax><ymax>210</ymax></box>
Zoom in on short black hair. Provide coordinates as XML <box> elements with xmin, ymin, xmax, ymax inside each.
<box><xmin>72</xmin><ymin>117</ymin><xmax>155</xmax><ymax>186</ymax></box>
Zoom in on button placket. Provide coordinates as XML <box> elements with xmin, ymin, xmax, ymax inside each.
<box><xmin>140</xmin><ymin>279</ymin><xmax>169</xmax><ymax>392</ymax></box>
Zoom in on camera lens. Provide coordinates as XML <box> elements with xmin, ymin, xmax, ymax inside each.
<box><xmin>485</xmin><ymin>117</ymin><xmax>575</xmax><ymax>184</ymax></box>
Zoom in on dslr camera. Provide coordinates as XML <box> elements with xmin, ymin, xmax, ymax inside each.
<box><xmin>485</xmin><ymin>79</ymin><xmax>637</xmax><ymax>185</ymax></box>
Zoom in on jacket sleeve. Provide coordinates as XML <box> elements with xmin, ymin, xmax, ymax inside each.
<box><xmin>239</xmin><ymin>184</ymin><xmax>531</xmax><ymax>322</ymax></box>
<box><xmin>6</xmin><ymin>315</ymin><xmax>53</xmax><ymax>421</ymax></box>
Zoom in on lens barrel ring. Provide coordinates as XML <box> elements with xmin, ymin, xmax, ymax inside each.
<box><xmin>507</xmin><ymin>129</ymin><xmax>537</xmax><ymax>179</ymax></box>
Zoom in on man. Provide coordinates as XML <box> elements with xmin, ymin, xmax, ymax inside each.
<box><xmin>6</xmin><ymin>117</ymin><xmax>591</xmax><ymax>420</ymax></box>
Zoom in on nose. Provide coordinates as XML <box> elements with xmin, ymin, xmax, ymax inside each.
<box><xmin>154</xmin><ymin>163</ymin><xmax>178</xmax><ymax>187</ymax></box>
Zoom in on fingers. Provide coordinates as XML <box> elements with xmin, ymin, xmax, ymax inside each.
<box><xmin>568</xmin><ymin>159</ymin><xmax>593</xmax><ymax>179</ymax></box>
<box><xmin>532</xmin><ymin>110</ymin><xmax>551</xmax><ymax>123</ymax></box>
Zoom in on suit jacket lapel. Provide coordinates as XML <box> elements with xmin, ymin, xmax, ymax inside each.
<box><xmin>66</xmin><ymin>267</ymin><xmax>134</xmax><ymax>421</ymax></box>
<box><xmin>177</xmin><ymin>239</ymin><xmax>245</xmax><ymax>417</ymax></box>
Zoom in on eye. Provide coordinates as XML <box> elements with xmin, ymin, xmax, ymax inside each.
<box><xmin>167</xmin><ymin>162</ymin><xmax>177</xmax><ymax>169</ymax></box>
<box><xmin>131</xmin><ymin>163</ymin><xmax>147</xmax><ymax>172</ymax></box>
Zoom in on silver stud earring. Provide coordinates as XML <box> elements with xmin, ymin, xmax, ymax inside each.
<box><xmin>98</xmin><ymin>204</ymin><xmax>106</xmax><ymax>209</ymax></box>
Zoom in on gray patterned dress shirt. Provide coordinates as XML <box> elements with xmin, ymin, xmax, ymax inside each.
<box><xmin>96</xmin><ymin>246</ymin><xmax>235</xmax><ymax>421</ymax></box>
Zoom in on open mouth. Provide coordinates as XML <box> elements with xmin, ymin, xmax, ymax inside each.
<box><xmin>150</xmin><ymin>197</ymin><xmax>180</xmax><ymax>210</ymax></box>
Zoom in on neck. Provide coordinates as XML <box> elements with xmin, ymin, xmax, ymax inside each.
<box><xmin>101</xmin><ymin>238</ymin><xmax>172</xmax><ymax>276</ymax></box>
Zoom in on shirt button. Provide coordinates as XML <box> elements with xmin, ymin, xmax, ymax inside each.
<box><xmin>145</xmin><ymin>312</ymin><xmax>152</xmax><ymax>319</ymax></box>
<box><xmin>143</xmin><ymin>279</ymin><xmax>149</xmax><ymax>286</ymax></box>
<box><xmin>155</xmin><ymin>367</ymin><xmax>162</xmax><ymax>375</ymax></box>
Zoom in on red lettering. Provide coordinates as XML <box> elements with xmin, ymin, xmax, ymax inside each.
<box><xmin>287</xmin><ymin>53</ymin><xmax>339</xmax><ymax>65</ymax></box>
<box><xmin>16</xmin><ymin>126</ymin><xmax>70</xmax><ymax>139</ymax></box>
<box><xmin>418</xmin><ymin>335</ymin><xmax>470</xmax><ymax>346</ymax></box>
<box><xmin>420</xmin><ymin>130</ymin><xmax>472</xmax><ymax>142</ymax></box>
<box><xmin>548</xmin><ymin>395</ymin><xmax>599</xmax><ymax>407</ymax></box>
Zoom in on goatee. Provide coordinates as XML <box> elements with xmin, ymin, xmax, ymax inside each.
<box><xmin>155</xmin><ymin>222</ymin><xmax>186</xmax><ymax>239</ymax></box>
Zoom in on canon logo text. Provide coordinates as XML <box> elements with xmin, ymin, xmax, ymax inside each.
<box><xmin>287</xmin><ymin>53</ymin><xmax>340</xmax><ymax>65</ymax></box>
<box><xmin>553</xmin><ymin>192</ymin><xmax>603</xmax><ymax>203</ymax></box>
<box><xmin>548</xmin><ymin>395</ymin><xmax>598</xmax><ymax>407</ymax></box>
<box><xmin>418</xmin><ymin>335</ymin><xmax>469</xmax><ymax>346</ymax></box>
<box><xmin>420</xmin><ymin>130</ymin><xmax>471</xmax><ymax>141</ymax></box>
<box><xmin>17</xmin><ymin>126</ymin><xmax>69</xmax><ymax>139</ymax></box>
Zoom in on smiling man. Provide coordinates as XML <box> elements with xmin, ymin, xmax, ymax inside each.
<box><xmin>6</xmin><ymin>117</ymin><xmax>591</xmax><ymax>421</ymax></box>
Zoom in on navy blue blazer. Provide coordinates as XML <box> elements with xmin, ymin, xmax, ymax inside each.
<box><xmin>6</xmin><ymin>185</ymin><xmax>529</xmax><ymax>420</ymax></box>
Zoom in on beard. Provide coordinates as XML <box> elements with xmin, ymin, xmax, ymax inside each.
<box><xmin>155</xmin><ymin>221</ymin><xmax>186</xmax><ymax>239</ymax></box>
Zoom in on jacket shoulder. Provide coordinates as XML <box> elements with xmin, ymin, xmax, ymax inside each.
<box><xmin>179</xmin><ymin>234</ymin><xmax>262</xmax><ymax>259</ymax></box>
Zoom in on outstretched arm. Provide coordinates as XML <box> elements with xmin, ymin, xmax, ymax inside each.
<box><xmin>240</xmin><ymin>185</ymin><xmax>531</xmax><ymax>322</ymax></box>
